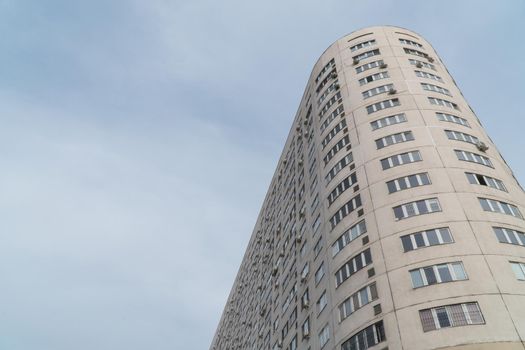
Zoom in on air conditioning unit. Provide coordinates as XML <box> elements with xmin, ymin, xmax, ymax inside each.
<box><xmin>299</xmin><ymin>208</ymin><xmax>306</xmax><ymax>217</ymax></box>
<box><xmin>295</xmin><ymin>234</ymin><xmax>302</xmax><ymax>243</ymax></box>
<box><xmin>304</xmin><ymin>131</ymin><xmax>309</xmax><ymax>137</ymax></box>
<box><xmin>388</xmin><ymin>88</ymin><xmax>397</xmax><ymax>95</ymax></box>
<box><xmin>283</xmin><ymin>158</ymin><xmax>287</xmax><ymax>164</ymax></box>
<box><xmin>279</xmin><ymin>249</ymin><xmax>285</xmax><ymax>257</ymax></box>
<box><xmin>302</xmin><ymin>301</ymin><xmax>310</xmax><ymax>309</ymax></box>
<box><xmin>300</xmin><ymin>276</ymin><xmax>307</xmax><ymax>283</ymax></box>
<box><xmin>298</xmin><ymin>159</ymin><xmax>303</xmax><ymax>166</ymax></box>
<box><xmin>272</xmin><ymin>266</ymin><xmax>278</xmax><ymax>276</ymax></box>
<box><xmin>330</xmin><ymin>71</ymin><xmax>338</xmax><ymax>79</ymax></box>
<box><xmin>303</xmin><ymin>119</ymin><xmax>309</xmax><ymax>125</ymax></box>
<box><xmin>274</xmin><ymin>281</ymin><xmax>279</xmax><ymax>288</ymax></box>
<box><xmin>353</xmin><ymin>58</ymin><xmax>360</xmax><ymax>65</ymax></box>
<box><xmin>379</xmin><ymin>62</ymin><xmax>388</xmax><ymax>69</ymax></box>
<box><xmin>333</xmin><ymin>83</ymin><xmax>340</xmax><ymax>90</ymax></box>
<box><xmin>303</xmin><ymin>330</ymin><xmax>310</xmax><ymax>338</ymax></box>
<box><xmin>428</xmin><ymin>56</ymin><xmax>435</xmax><ymax>62</ymax></box>
<box><xmin>416</xmin><ymin>62</ymin><xmax>423</xmax><ymax>68</ymax></box>
<box><xmin>476</xmin><ymin>141</ymin><xmax>489</xmax><ymax>152</ymax></box>
<box><xmin>277</xmin><ymin>340</ymin><xmax>283</xmax><ymax>348</ymax></box>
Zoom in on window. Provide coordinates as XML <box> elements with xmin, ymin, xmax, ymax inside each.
<box><xmin>445</xmin><ymin>130</ymin><xmax>478</xmax><ymax>144</ymax></box>
<box><xmin>375</xmin><ymin>130</ymin><xmax>414</xmax><ymax>149</ymax></box>
<box><xmin>421</xmin><ymin>83</ymin><xmax>451</xmax><ymax>96</ymax></box>
<box><xmin>381</xmin><ymin>150</ymin><xmax>422</xmax><ymax>170</ymax></box>
<box><xmin>289</xmin><ymin>336</ymin><xmax>297</xmax><ymax>350</ymax></box>
<box><xmin>455</xmin><ymin>150</ymin><xmax>493</xmax><ymax>167</ymax></box>
<box><xmin>301</xmin><ymin>289</ymin><xmax>310</xmax><ymax>309</ymax></box>
<box><xmin>404</xmin><ymin>47</ymin><xmax>428</xmax><ymax>58</ymax></box>
<box><xmin>409</xmin><ymin>58</ymin><xmax>436</xmax><ymax>70</ymax></box>
<box><xmin>322</xmin><ymin>119</ymin><xmax>347</xmax><ymax>149</ymax></box>
<box><xmin>415</xmin><ymin>70</ymin><xmax>443</xmax><ymax>82</ymax></box>
<box><xmin>362</xmin><ymin>83</ymin><xmax>394</xmax><ymax>99</ymax></box>
<box><xmin>366</xmin><ymin>98</ymin><xmax>400</xmax><ymax>114</ymax></box>
<box><xmin>319</xmin><ymin>91</ymin><xmax>342</xmax><ymax>118</ymax></box>
<box><xmin>315</xmin><ymin>58</ymin><xmax>335</xmax><ymax>84</ymax></box>
<box><xmin>314</xmin><ymin>236</ymin><xmax>323</xmax><ymax>257</ymax></box>
<box><xmin>329</xmin><ymin>194</ymin><xmax>362</xmax><ymax>229</ymax></box>
<box><xmin>326</xmin><ymin>152</ymin><xmax>353</xmax><ymax>184</ymax></box>
<box><xmin>323</xmin><ymin>135</ymin><xmax>351</xmax><ymax>165</ymax></box>
<box><xmin>353</xmin><ymin>49</ymin><xmax>380</xmax><ymax>62</ymax></box>
<box><xmin>316</xmin><ymin>69</ymin><xmax>337</xmax><ymax>93</ymax></box>
<box><xmin>301</xmin><ymin>262</ymin><xmax>310</xmax><ymax>280</ymax></box>
<box><xmin>479</xmin><ymin>198</ymin><xmax>523</xmax><ymax>219</ymax></box>
<box><xmin>428</xmin><ymin>97</ymin><xmax>459</xmax><ymax>110</ymax></box>
<box><xmin>355</xmin><ymin>59</ymin><xmax>385</xmax><ymax>74</ymax></box>
<box><xmin>436</xmin><ymin>112</ymin><xmax>470</xmax><ymax>127</ymax></box>
<box><xmin>311</xmin><ymin>193</ymin><xmax>320</xmax><ymax>212</ymax></box>
<box><xmin>312</xmin><ymin>214</ymin><xmax>321</xmax><ymax>234</ymax></box>
<box><xmin>493</xmin><ymin>227</ymin><xmax>525</xmax><ymax>246</ymax></box>
<box><xmin>318</xmin><ymin>81</ymin><xmax>340</xmax><ymax>106</ymax></box>
<box><xmin>351</xmin><ymin>39</ymin><xmax>376</xmax><ymax>52</ymax></box>
<box><xmin>320</xmin><ymin>105</ymin><xmax>344</xmax><ymax>132</ymax></box>
<box><xmin>399</xmin><ymin>38</ymin><xmax>423</xmax><ymax>48</ymax></box>
<box><xmin>359</xmin><ymin>71</ymin><xmax>389</xmax><ymax>86</ymax></box>
<box><xmin>317</xmin><ymin>291</ymin><xmax>328</xmax><ymax>314</ymax></box>
<box><xmin>315</xmin><ymin>263</ymin><xmax>325</xmax><ymax>284</ymax></box>
<box><xmin>341</xmin><ymin>321</ymin><xmax>386</xmax><ymax>350</ymax></box>
<box><xmin>401</xmin><ymin>227</ymin><xmax>453</xmax><ymax>252</ymax></box>
<box><xmin>393</xmin><ymin>198</ymin><xmax>441</xmax><ymax>220</ymax></box>
<box><xmin>410</xmin><ymin>262</ymin><xmax>467</xmax><ymax>288</ymax></box>
<box><xmin>339</xmin><ymin>283</ymin><xmax>378</xmax><ymax>321</ymax></box>
<box><xmin>510</xmin><ymin>262</ymin><xmax>525</xmax><ymax>280</ymax></box>
<box><xmin>332</xmin><ymin>220</ymin><xmax>367</xmax><ymax>256</ymax></box>
<box><xmin>370</xmin><ymin>113</ymin><xmax>407</xmax><ymax>130</ymax></box>
<box><xmin>466</xmin><ymin>172</ymin><xmax>506</xmax><ymax>191</ymax></box>
<box><xmin>327</xmin><ymin>172</ymin><xmax>358</xmax><ymax>206</ymax></box>
<box><xmin>386</xmin><ymin>172</ymin><xmax>430</xmax><ymax>193</ymax></box>
<box><xmin>419</xmin><ymin>302</ymin><xmax>485</xmax><ymax>332</ymax></box>
<box><xmin>335</xmin><ymin>248</ymin><xmax>372</xmax><ymax>287</ymax></box>
<box><xmin>319</xmin><ymin>324</ymin><xmax>330</xmax><ymax>348</ymax></box>
<box><xmin>302</xmin><ymin>317</ymin><xmax>310</xmax><ymax>338</ymax></box>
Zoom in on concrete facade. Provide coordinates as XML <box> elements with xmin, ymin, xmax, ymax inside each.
<box><xmin>210</xmin><ymin>26</ymin><xmax>525</xmax><ymax>350</ymax></box>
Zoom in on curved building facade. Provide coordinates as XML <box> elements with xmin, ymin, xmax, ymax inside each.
<box><xmin>210</xmin><ymin>26</ymin><xmax>525</xmax><ymax>350</ymax></box>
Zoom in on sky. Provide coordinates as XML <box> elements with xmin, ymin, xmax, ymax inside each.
<box><xmin>0</xmin><ymin>0</ymin><xmax>524</xmax><ymax>349</ymax></box>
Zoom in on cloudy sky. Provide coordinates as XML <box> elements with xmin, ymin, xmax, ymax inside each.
<box><xmin>1</xmin><ymin>0</ymin><xmax>524</xmax><ymax>349</ymax></box>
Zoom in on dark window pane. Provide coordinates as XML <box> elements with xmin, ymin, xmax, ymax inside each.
<box><xmin>409</xmin><ymin>175</ymin><xmax>419</xmax><ymax>187</ymax></box>
<box><xmin>414</xmin><ymin>233</ymin><xmax>425</xmax><ymax>247</ymax></box>
<box><xmin>436</xmin><ymin>308</ymin><xmax>451</xmax><ymax>328</ymax></box>
<box><xmin>417</xmin><ymin>200</ymin><xmax>428</xmax><ymax>214</ymax></box>
<box><xmin>365</xmin><ymin>326</ymin><xmax>376</xmax><ymax>347</ymax></box>
<box><xmin>394</xmin><ymin>206</ymin><xmax>404</xmax><ymax>219</ymax></box>
<box><xmin>424</xmin><ymin>267</ymin><xmax>437</xmax><ymax>285</ymax></box>
<box><xmin>387</xmin><ymin>181</ymin><xmax>397</xmax><ymax>193</ymax></box>
<box><xmin>401</xmin><ymin>236</ymin><xmax>413</xmax><ymax>251</ymax></box>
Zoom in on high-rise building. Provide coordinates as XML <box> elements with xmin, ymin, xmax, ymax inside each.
<box><xmin>210</xmin><ymin>26</ymin><xmax>525</xmax><ymax>350</ymax></box>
